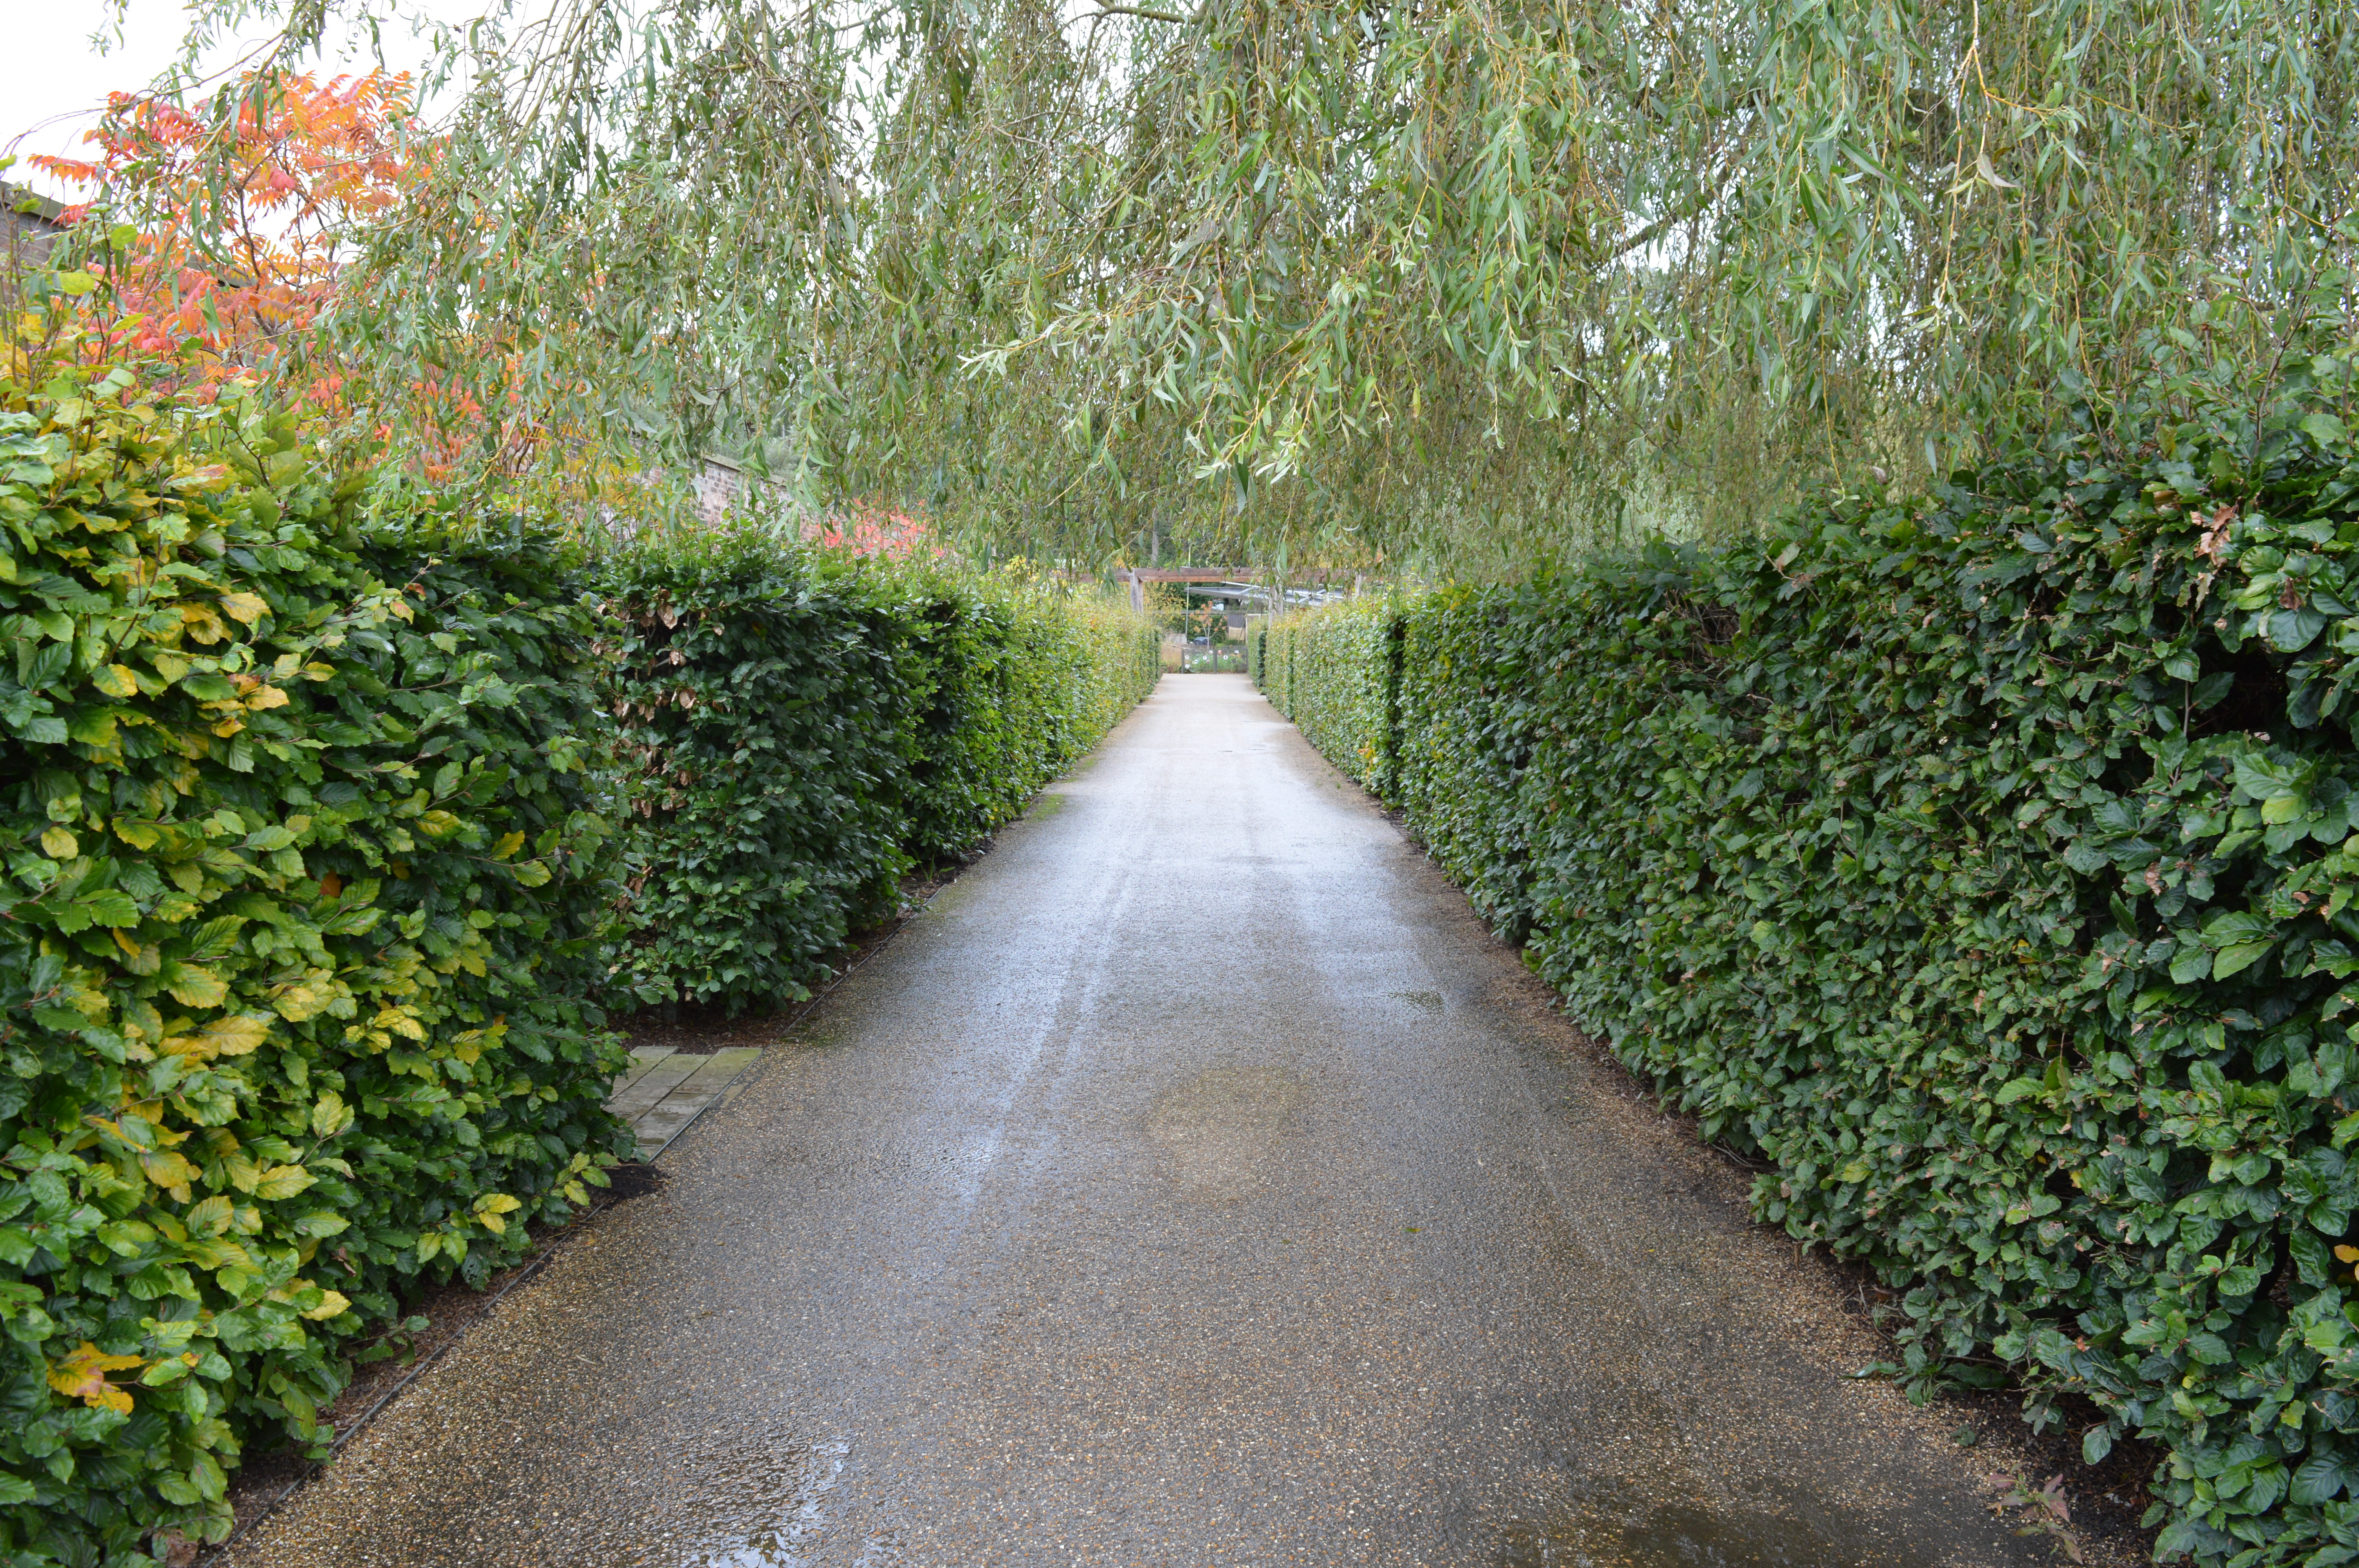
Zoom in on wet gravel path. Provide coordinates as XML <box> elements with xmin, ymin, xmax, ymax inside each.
<box><xmin>235</xmin><ymin>675</ymin><xmax>2044</xmax><ymax>1568</ymax></box>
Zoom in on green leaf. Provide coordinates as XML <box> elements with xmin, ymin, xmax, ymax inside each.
<box><xmin>76</xmin><ymin>891</ymin><xmax>140</xmax><ymax>928</ymax></box>
<box><xmin>65</xmin><ymin>707</ymin><xmax>118</xmax><ymax>747</ymax></box>
<box><xmin>2214</xmin><ymin>941</ymin><xmax>2274</xmax><ymax>979</ymax></box>
<box><xmin>2292</xmin><ymin>1454</ymin><xmax>2353</xmax><ymax>1506</ymax></box>
<box><xmin>2263</xmin><ymin>793</ymin><xmax>2307</xmax><ymax>825</ymax></box>
<box><xmin>2302</xmin><ymin>412</ymin><xmax>2352</xmax><ymax>448</ymax></box>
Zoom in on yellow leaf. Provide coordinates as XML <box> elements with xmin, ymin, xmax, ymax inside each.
<box><xmin>82</xmin><ymin>1114</ymin><xmax>140</xmax><ymax>1150</ymax></box>
<box><xmin>39</xmin><ymin>826</ymin><xmax>77</xmax><ymax>859</ymax></box>
<box><xmin>182</xmin><ymin>1237</ymin><xmax>251</xmax><ymax>1270</ymax></box>
<box><xmin>112</xmin><ymin>818</ymin><xmax>162</xmax><ymax>850</ymax></box>
<box><xmin>47</xmin><ymin>1342</ymin><xmax>144</xmax><ymax>1412</ymax></box>
<box><xmin>244</xmin><ymin>683</ymin><xmax>289</xmax><ymax>711</ymax></box>
<box><xmin>475</xmin><ymin>1210</ymin><xmax>507</xmax><ymax>1234</ymax></box>
<box><xmin>91</xmin><ymin>664</ymin><xmax>140</xmax><ymax>698</ymax></box>
<box><xmin>253</xmin><ymin>1165</ymin><xmax>316</xmax><ymax>1201</ymax></box>
<box><xmin>310</xmin><ymin>1091</ymin><xmax>351</xmax><ymax>1137</ymax></box>
<box><xmin>161</xmin><ymin>965</ymin><xmax>228</xmax><ymax>1009</ymax></box>
<box><xmin>200</xmin><ymin>1014</ymin><xmax>269</xmax><ymax>1056</ymax></box>
<box><xmin>185</xmin><ymin>1196</ymin><xmax>232</xmax><ymax>1237</ymax></box>
<box><xmin>138</xmin><ymin>1150</ymin><xmax>200</xmax><ymax>1190</ymax></box>
<box><xmin>271</xmin><ymin>982</ymin><xmax>328</xmax><ymax>1023</ymax></box>
<box><xmin>217</xmin><ymin>592</ymin><xmax>268</xmax><ymax>626</ymax></box>
<box><xmin>2337</xmin><ymin>1246</ymin><xmax>2359</xmax><ymax>1264</ymax></box>
<box><xmin>492</xmin><ymin>831</ymin><xmax>525</xmax><ymax>860</ymax></box>
<box><xmin>302</xmin><ymin>1289</ymin><xmax>353</xmax><ymax>1321</ymax></box>
<box><xmin>161</xmin><ymin>1014</ymin><xmax>269</xmax><ymax>1060</ymax></box>
<box><xmin>181</xmin><ymin>605</ymin><xmax>228</xmax><ymax>645</ymax></box>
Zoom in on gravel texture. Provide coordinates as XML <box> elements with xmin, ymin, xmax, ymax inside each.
<box><xmin>230</xmin><ymin>674</ymin><xmax>2052</xmax><ymax>1568</ymax></box>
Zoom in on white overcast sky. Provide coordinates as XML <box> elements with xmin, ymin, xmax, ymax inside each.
<box><xmin>1</xmin><ymin>0</ymin><xmax>495</xmax><ymax>198</ymax></box>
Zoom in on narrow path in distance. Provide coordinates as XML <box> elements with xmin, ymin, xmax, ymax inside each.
<box><xmin>237</xmin><ymin>674</ymin><xmax>2041</xmax><ymax>1568</ymax></box>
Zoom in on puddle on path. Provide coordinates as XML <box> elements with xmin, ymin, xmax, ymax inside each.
<box><xmin>1390</xmin><ymin>989</ymin><xmax>1445</xmax><ymax>1012</ymax></box>
<box><xmin>672</xmin><ymin>1437</ymin><xmax>844</xmax><ymax>1567</ymax></box>
<box><xmin>649</xmin><ymin>1431</ymin><xmax>907</xmax><ymax>1568</ymax></box>
<box><xmin>1146</xmin><ymin>1065</ymin><xmax>1303</xmax><ymax>1201</ymax></box>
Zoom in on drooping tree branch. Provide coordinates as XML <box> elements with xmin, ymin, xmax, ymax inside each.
<box><xmin>148</xmin><ymin>0</ymin><xmax>2359</xmax><ymax>571</ymax></box>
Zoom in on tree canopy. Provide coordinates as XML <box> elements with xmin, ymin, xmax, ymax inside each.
<box><xmin>99</xmin><ymin>0</ymin><xmax>2359</xmax><ymax>569</ymax></box>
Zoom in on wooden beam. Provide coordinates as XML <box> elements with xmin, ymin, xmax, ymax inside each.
<box><xmin>1116</xmin><ymin>568</ymin><xmax>1370</xmax><ymax>585</ymax></box>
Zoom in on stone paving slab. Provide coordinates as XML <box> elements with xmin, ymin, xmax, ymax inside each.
<box><xmin>603</xmin><ymin>1045</ymin><xmax>763</xmax><ymax>1160</ymax></box>
<box><xmin>609</xmin><ymin>1045</ymin><xmax>677</xmax><ymax>1098</ymax></box>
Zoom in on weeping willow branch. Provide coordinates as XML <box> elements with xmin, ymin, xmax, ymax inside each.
<box><xmin>164</xmin><ymin>0</ymin><xmax>2359</xmax><ymax>571</ymax></box>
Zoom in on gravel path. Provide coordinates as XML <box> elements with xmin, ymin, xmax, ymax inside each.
<box><xmin>233</xmin><ymin>674</ymin><xmax>2045</xmax><ymax>1567</ymax></box>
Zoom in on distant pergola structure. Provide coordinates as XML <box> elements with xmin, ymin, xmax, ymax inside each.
<box><xmin>1118</xmin><ymin>566</ymin><xmax>1361</xmax><ymax>614</ymax></box>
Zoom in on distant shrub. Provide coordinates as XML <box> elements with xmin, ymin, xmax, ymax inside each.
<box><xmin>1261</xmin><ymin>599</ymin><xmax>1398</xmax><ymax>796</ymax></box>
<box><xmin>597</xmin><ymin>532</ymin><xmax>1158</xmax><ymax>1013</ymax></box>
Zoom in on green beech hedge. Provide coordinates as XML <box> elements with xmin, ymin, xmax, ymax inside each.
<box><xmin>0</xmin><ymin>364</ymin><xmax>628</xmax><ymax>1564</ymax></box>
<box><xmin>1259</xmin><ymin>600</ymin><xmax>1399</xmax><ymax>797</ymax></box>
<box><xmin>0</xmin><ymin>348</ymin><xmax>1154</xmax><ymax>1564</ymax></box>
<box><xmin>1265</xmin><ymin>374</ymin><xmax>2359</xmax><ymax>1566</ymax></box>
<box><xmin>598</xmin><ymin>532</ymin><xmax>1158</xmax><ymax>1014</ymax></box>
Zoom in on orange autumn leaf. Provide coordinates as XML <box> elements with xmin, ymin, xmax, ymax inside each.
<box><xmin>31</xmin><ymin>70</ymin><xmax>422</xmax><ymax>406</ymax></box>
<box><xmin>803</xmin><ymin>501</ymin><xmax>946</xmax><ymax>561</ymax></box>
<box><xmin>29</xmin><ymin>68</ymin><xmax>646</xmax><ymax>508</ymax></box>
<box><xmin>46</xmin><ymin>1342</ymin><xmax>145</xmax><ymax>1414</ymax></box>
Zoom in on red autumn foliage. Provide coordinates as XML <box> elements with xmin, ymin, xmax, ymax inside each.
<box><xmin>31</xmin><ymin>70</ymin><xmax>420</xmax><ymax>401</ymax></box>
<box><xmin>804</xmin><ymin>502</ymin><xmax>946</xmax><ymax>560</ymax></box>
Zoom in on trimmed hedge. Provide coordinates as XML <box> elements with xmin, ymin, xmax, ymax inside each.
<box><xmin>1</xmin><ymin>368</ymin><xmax>629</xmax><ymax>1563</ymax></box>
<box><xmin>0</xmin><ymin>355</ymin><xmax>1154</xmax><ymax>1564</ymax></box>
<box><xmin>1258</xmin><ymin>600</ymin><xmax>1398</xmax><ymax>797</ymax></box>
<box><xmin>597</xmin><ymin>538</ymin><xmax>916</xmax><ymax>1010</ymax></box>
<box><xmin>1264</xmin><ymin>379</ymin><xmax>2359</xmax><ymax>1565</ymax></box>
<box><xmin>598</xmin><ymin>532</ymin><xmax>1160</xmax><ymax>1014</ymax></box>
